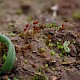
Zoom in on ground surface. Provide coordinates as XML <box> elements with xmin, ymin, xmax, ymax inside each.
<box><xmin>0</xmin><ymin>0</ymin><xmax>80</xmax><ymax>80</ymax></box>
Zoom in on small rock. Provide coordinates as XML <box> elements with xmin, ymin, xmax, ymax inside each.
<box><xmin>51</xmin><ymin>76</ymin><xmax>57</xmax><ymax>80</ymax></box>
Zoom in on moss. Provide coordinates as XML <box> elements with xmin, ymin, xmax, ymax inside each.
<box><xmin>47</xmin><ymin>23</ymin><xmax>56</xmax><ymax>28</ymax></box>
<box><xmin>50</xmin><ymin>50</ymin><xmax>55</xmax><ymax>56</ymax></box>
<box><xmin>72</xmin><ymin>12</ymin><xmax>80</xmax><ymax>20</ymax></box>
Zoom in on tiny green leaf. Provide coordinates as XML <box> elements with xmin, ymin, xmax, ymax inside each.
<box><xmin>63</xmin><ymin>41</ymin><xmax>70</xmax><ymax>53</ymax></box>
<box><xmin>48</xmin><ymin>43</ymin><xmax>53</xmax><ymax>47</ymax></box>
<box><xmin>45</xmin><ymin>64</ymin><xmax>48</xmax><ymax>68</ymax></box>
<box><xmin>50</xmin><ymin>50</ymin><xmax>55</xmax><ymax>56</ymax></box>
<box><xmin>51</xmin><ymin>67</ymin><xmax>56</xmax><ymax>71</ymax></box>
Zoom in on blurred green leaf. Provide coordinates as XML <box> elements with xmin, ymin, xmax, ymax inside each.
<box><xmin>63</xmin><ymin>41</ymin><xmax>70</xmax><ymax>53</ymax></box>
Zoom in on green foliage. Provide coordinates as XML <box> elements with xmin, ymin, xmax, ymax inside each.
<box><xmin>47</xmin><ymin>23</ymin><xmax>56</xmax><ymax>28</ymax></box>
<box><xmin>56</xmin><ymin>41</ymin><xmax>70</xmax><ymax>56</ymax></box>
<box><xmin>59</xmin><ymin>53</ymin><xmax>63</xmax><ymax>57</ymax></box>
<box><xmin>38</xmin><ymin>48</ymin><xmax>45</xmax><ymax>53</ymax></box>
<box><xmin>32</xmin><ymin>75</ymin><xmax>47</xmax><ymax>80</ymax></box>
<box><xmin>37</xmin><ymin>67</ymin><xmax>42</xmax><ymax>72</ymax></box>
<box><xmin>57</xmin><ymin>45</ymin><xmax>64</xmax><ymax>49</ymax></box>
<box><xmin>50</xmin><ymin>50</ymin><xmax>55</xmax><ymax>56</ymax></box>
<box><xmin>55</xmin><ymin>26</ymin><xmax>62</xmax><ymax>30</ymax></box>
<box><xmin>27</xmin><ymin>17</ymin><xmax>33</xmax><ymax>22</ymax></box>
<box><xmin>63</xmin><ymin>41</ymin><xmax>70</xmax><ymax>53</ymax></box>
<box><xmin>48</xmin><ymin>43</ymin><xmax>53</xmax><ymax>47</ymax></box>
<box><xmin>56</xmin><ymin>42</ymin><xmax>64</xmax><ymax>49</ymax></box>
<box><xmin>45</xmin><ymin>64</ymin><xmax>48</xmax><ymax>68</ymax></box>
<box><xmin>32</xmin><ymin>75</ymin><xmax>39</xmax><ymax>80</ymax></box>
<box><xmin>51</xmin><ymin>67</ymin><xmax>56</xmax><ymax>71</ymax></box>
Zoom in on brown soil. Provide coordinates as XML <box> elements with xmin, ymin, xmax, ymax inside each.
<box><xmin>0</xmin><ymin>0</ymin><xmax>80</xmax><ymax>80</ymax></box>
<box><xmin>0</xmin><ymin>22</ymin><xmax>80</xmax><ymax>80</ymax></box>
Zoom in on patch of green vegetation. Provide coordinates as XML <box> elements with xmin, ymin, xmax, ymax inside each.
<box><xmin>59</xmin><ymin>53</ymin><xmax>64</xmax><ymax>57</ymax></box>
<box><xmin>32</xmin><ymin>75</ymin><xmax>48</xmax><ymax>80</ymax></box>
<box><xmin>51</xmin><ymin>67</ymin><xmax>56</xmax><ymax>71</ymax></box>
<box><xmin>45</xmin><ymin>64</ymin><xmax>48</xmax><ymax>68</ymax></box>
<box><xmin>56</xmin><ymin>41</ymin><xmax>70</xmax><ymax>56</ymax></box>
<box><xmin>37</xmin><ymin>67</ymin><xmax>42</xmax><ymax>72</ymax></box>
<box><xmin>56</xmin><ymin>42</ymin><xmax>64</xmax><ymax>49</ymax></box>
<box><xmin>55</xmin><ymin>26</ymin><xmax>62</xmax><ymax>30</ymax></box>
<box><xmin>38</xmin><ymin>48</ymin><xmax>45</xmax><ymax>53</ymax></box>
<box><xmin>36</xmin><ymin>67</ymin><xmax>42</xmax><ymax>75</ymax></box>
<box><xmin>32</xmin><ymin>66</ymin><xmax>48</xmax><ymax>80</ymax></box>
<box><xmin>50</xmin><ymin>50</ymin><xmax>55</xmax><ymax>56</ymax></box>
<box><xmin>46</xmin><ymin>39</ymin><xmax>52</xmax><ymax>45</ymax></box>
<box><xmin>27</xmin><ymin>17</ymin><xmax>33</xmax><ymax>22</ymax></box>
<box><xmin>48</xmin><ymin>43</ymin><xmax>53</xmax><ymax>48</ymax></box>
<box><xmin>63</xmin><ymin>41</ymin><xmax>70</xmax><ymax>53</ymax></box>
<box><xmin>57</xmin><ymin>44</ymin><xmax>64</xmax><ymax>49</ymax></box>
<box><xmin>47</xmin><ymin>23</ymin><xmax>56</xmax><ymax>28</ymax></box>
<box><xmin>71</xmin><ymin>40</ymin><xmax>76</xmax><ymax>44</ymax></box>
<box><xmin>32</xmin><ymin>75</ymin><xmax>39</xmax><ymax>80</ymax></box>
<box><xmin>62</xmin><ymin>58</ymin><xmax>66</xmax><ymax>62</ymax></box>
<box><xmin>72</xmin><ymin>11</ymin><xmax>80</xmax><ymax>20</ymax></box>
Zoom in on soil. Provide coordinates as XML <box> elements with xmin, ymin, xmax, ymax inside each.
<box><xmin>0</xmin><ymin>0</ymin><xmax>80</xmax><ymax>80</ymax></box>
